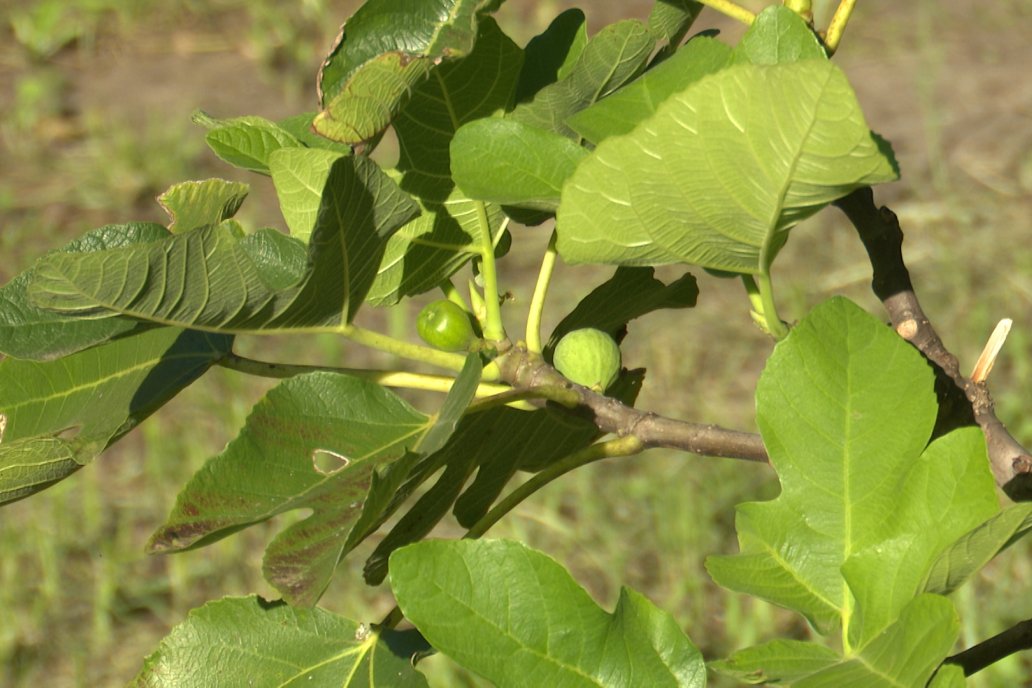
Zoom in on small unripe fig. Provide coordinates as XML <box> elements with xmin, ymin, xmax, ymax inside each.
<box><xmin>552</xmin><ymin>328</ymin><xmax>621</xmax><ymax>391</ymax></box>
<box><xmin>417</xmin><ymin>299</ymin><xmax>476</xmax><ymax>352</ymax></box>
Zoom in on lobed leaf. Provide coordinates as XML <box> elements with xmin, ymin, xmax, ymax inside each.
<box><xmin>0</xmin><ymin>327</ymin><xmax>231</xmax><ymax>505</ymax></box>
<box><xmin>147</xmin><ymin>372</ymin><xmax>430</xmax><ymax>606</ymax></box>
<box><xmin>131</xmin><ymin>595</ymin><xmax>429</xmax><ymax>687</ymax></box>
<box><xmin>29</xmin><ymin>156</ymin><xmax>419</xmax><ymax>332</ymax></box>
<box><xmin>391</xmin><ymin>539</ymin><xmax>705</xmax><ymax>687</ymax></box>
<box><xmin>557</xmin><ymin>61</ymin><xmax>898</xmax><ymax>274</ymax></box>
<box><xmin>707</xmin><ymin>298</ymin><xmax>996</xmax><ymax>648</ymax></box>
<box><xmin>842</xmin><ymin>426</ymin><xmax>997</xmax><ymax>648</ymax></box>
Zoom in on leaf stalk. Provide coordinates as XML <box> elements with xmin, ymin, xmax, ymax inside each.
<box><xmin>473</xmin><ymin>201</ymin><xmax>506</xmax><ymax>342</ymax></box>
<box><xmin>526</xmin><ymin>231</ymin><xmax>559</xmax><ymax>354</ymax></box>
<box><xmin>696</xmin><ymin>0</ymin><xmax>756</xmax><ymax>25</ymax></box>
<box><xmin>218</xmin><ymin>352</ymin><xmax>510</xmax><ymax>396</ymax></box>
<box><xmin>824</xmin><ymin>0</ymin><xmax>857</xmax><ymax>54</ymax></box>
<box><xmin>341</xmin><ymin>324</ymin><xmax>499</xmax><ymax>377</ymax></box>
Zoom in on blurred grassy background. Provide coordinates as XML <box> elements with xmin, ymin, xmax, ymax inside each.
<box><xmin>1</xmin><ymin>0</ymin><xmax>1030</xmax><ymax>686</ymax></box>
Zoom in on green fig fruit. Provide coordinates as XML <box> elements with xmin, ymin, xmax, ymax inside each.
<box><xmin>417</xmin><ymin>299</ymin><xmax>476</xmax><ymax>352</ymax></box>
<box><xmin>552</xmin><ymin>328</ymin><xmax>621</xmax><ymax>391</ymax></box>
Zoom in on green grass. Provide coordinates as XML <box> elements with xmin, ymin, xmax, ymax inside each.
<box><xmin>1</xmin><ymin>1</ymin><xmax>1031</xmax><ymax>686</ymax></box>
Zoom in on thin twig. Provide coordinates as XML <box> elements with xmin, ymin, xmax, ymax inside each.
<box><xmin>945</xmin><ymin>618</ymin><xmax>1032</xmax><ymax>676</ymax></box>
<box><xmin>835</xmin><ymin>188</ymin><xmax>1032</xmax><ymax>500</ymax></box>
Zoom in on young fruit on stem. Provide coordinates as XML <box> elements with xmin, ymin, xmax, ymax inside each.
<box><xmin>417</xmin><ymin>299</ymin><xmax>478</xmax><ymax>353</ymax></box>
<box><xmin>552</xmin><ymin>328</ymin><xmax>622</xmax><ymax>392</ymax></box>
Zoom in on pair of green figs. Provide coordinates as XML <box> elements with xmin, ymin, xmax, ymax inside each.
<box><xmin>417</xmin><ymin>300</ymin><xmax>621</xmax><ymax>391</ymax></box>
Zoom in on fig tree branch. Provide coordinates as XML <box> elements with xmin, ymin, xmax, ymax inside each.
<box><xmin>945</xmin><ymin>618</ymin><xmax>1032</xmax><ymax>676</ymax></box>
<box><xmin>835</xmin><ymin>188</ymin><xmax>1032</xmax><ymax>500</ymax></box>
<box><xmin>496</xmin><ymin>345</ymin><xmax>769</xmax><ymax>463</ymax></box>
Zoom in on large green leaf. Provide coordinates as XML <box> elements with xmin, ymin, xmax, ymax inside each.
<box><xmin>546</xmin><ymin>266</ymin><xmax>698</xmax><ymax>355</ymax></box>
<box><xmin>565</xmin><ymin>34</ymin><xmax>730</xmax><ymax>145</ymax></box>
<box><xmin>509</xmin><ymin>19</ymin><xmax>655</xmax><ymax>139</ymax></box>
<box><xmin>841</xmin><ymin>426</ymin><xmax>997</xmax><ymax>648</ymax></box>
<box><xmin>729</xmin><ymin>5</ymin><xmax>826</xmax><ymax>65</ymax></box>
<box><xmin>157</xmin><ymin>179</ymin><xmax>249</xmax><ymax>234</ymax></box>
<box><xmin>29</xmin><ymin>156</ymin><xmax>419</xmax><ymax>333</ymax></box>
<box><xmin>450</xmin><ymin>117</ymin><xmax>587</xmax><ymax>211</ymax></box>
<box><xmin>0</xmin><ymin>222</ymin><xmax>166</xmax><ymax>360</ymax></box>
<box><xmin>391</xmin><ymin>539</ymin><xmax>706</xmax><ymax>687</ymax></box>
<box><xmin>131</xmin><ymin>596</ymin><xmax>429</xmax><ymax>687</ymax></box>
<box><xmin>0</xmin><ymin>327</ymin><xmax>231</xmax><ymax>505</ymax></box>
<box><xmin>706</xmin><ymin>298</ymin><xmax>996</xmax><ymax>645</ymax></box>
<box><xmin>568</xmin><ymin>7</ymin><xmax>821</xmax><ymax>147</ymax></box>
<box><xmin>556</xmin><ymin>61</ymin><xmax>898</xmax><ymax>274</ymax></box>
<box><xmin>314</xmin><ymin>0</ymin><xmax>502</xmax><ymax>145</ymax></box>
<box><xmin>394</xmin><ymin>17</ymin><xmax>523</xmax><ymax>202</ymax></box>
<box><xmin>147</xmin><ymin>372</ymin><xmax>430</xmax><ymax>606</ymax></box>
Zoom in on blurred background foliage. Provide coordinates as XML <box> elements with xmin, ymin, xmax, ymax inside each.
<box><xmin>0</xmin><ymin>0</ymin><xmax>1030</xmax><ymax>685</ymax></box>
